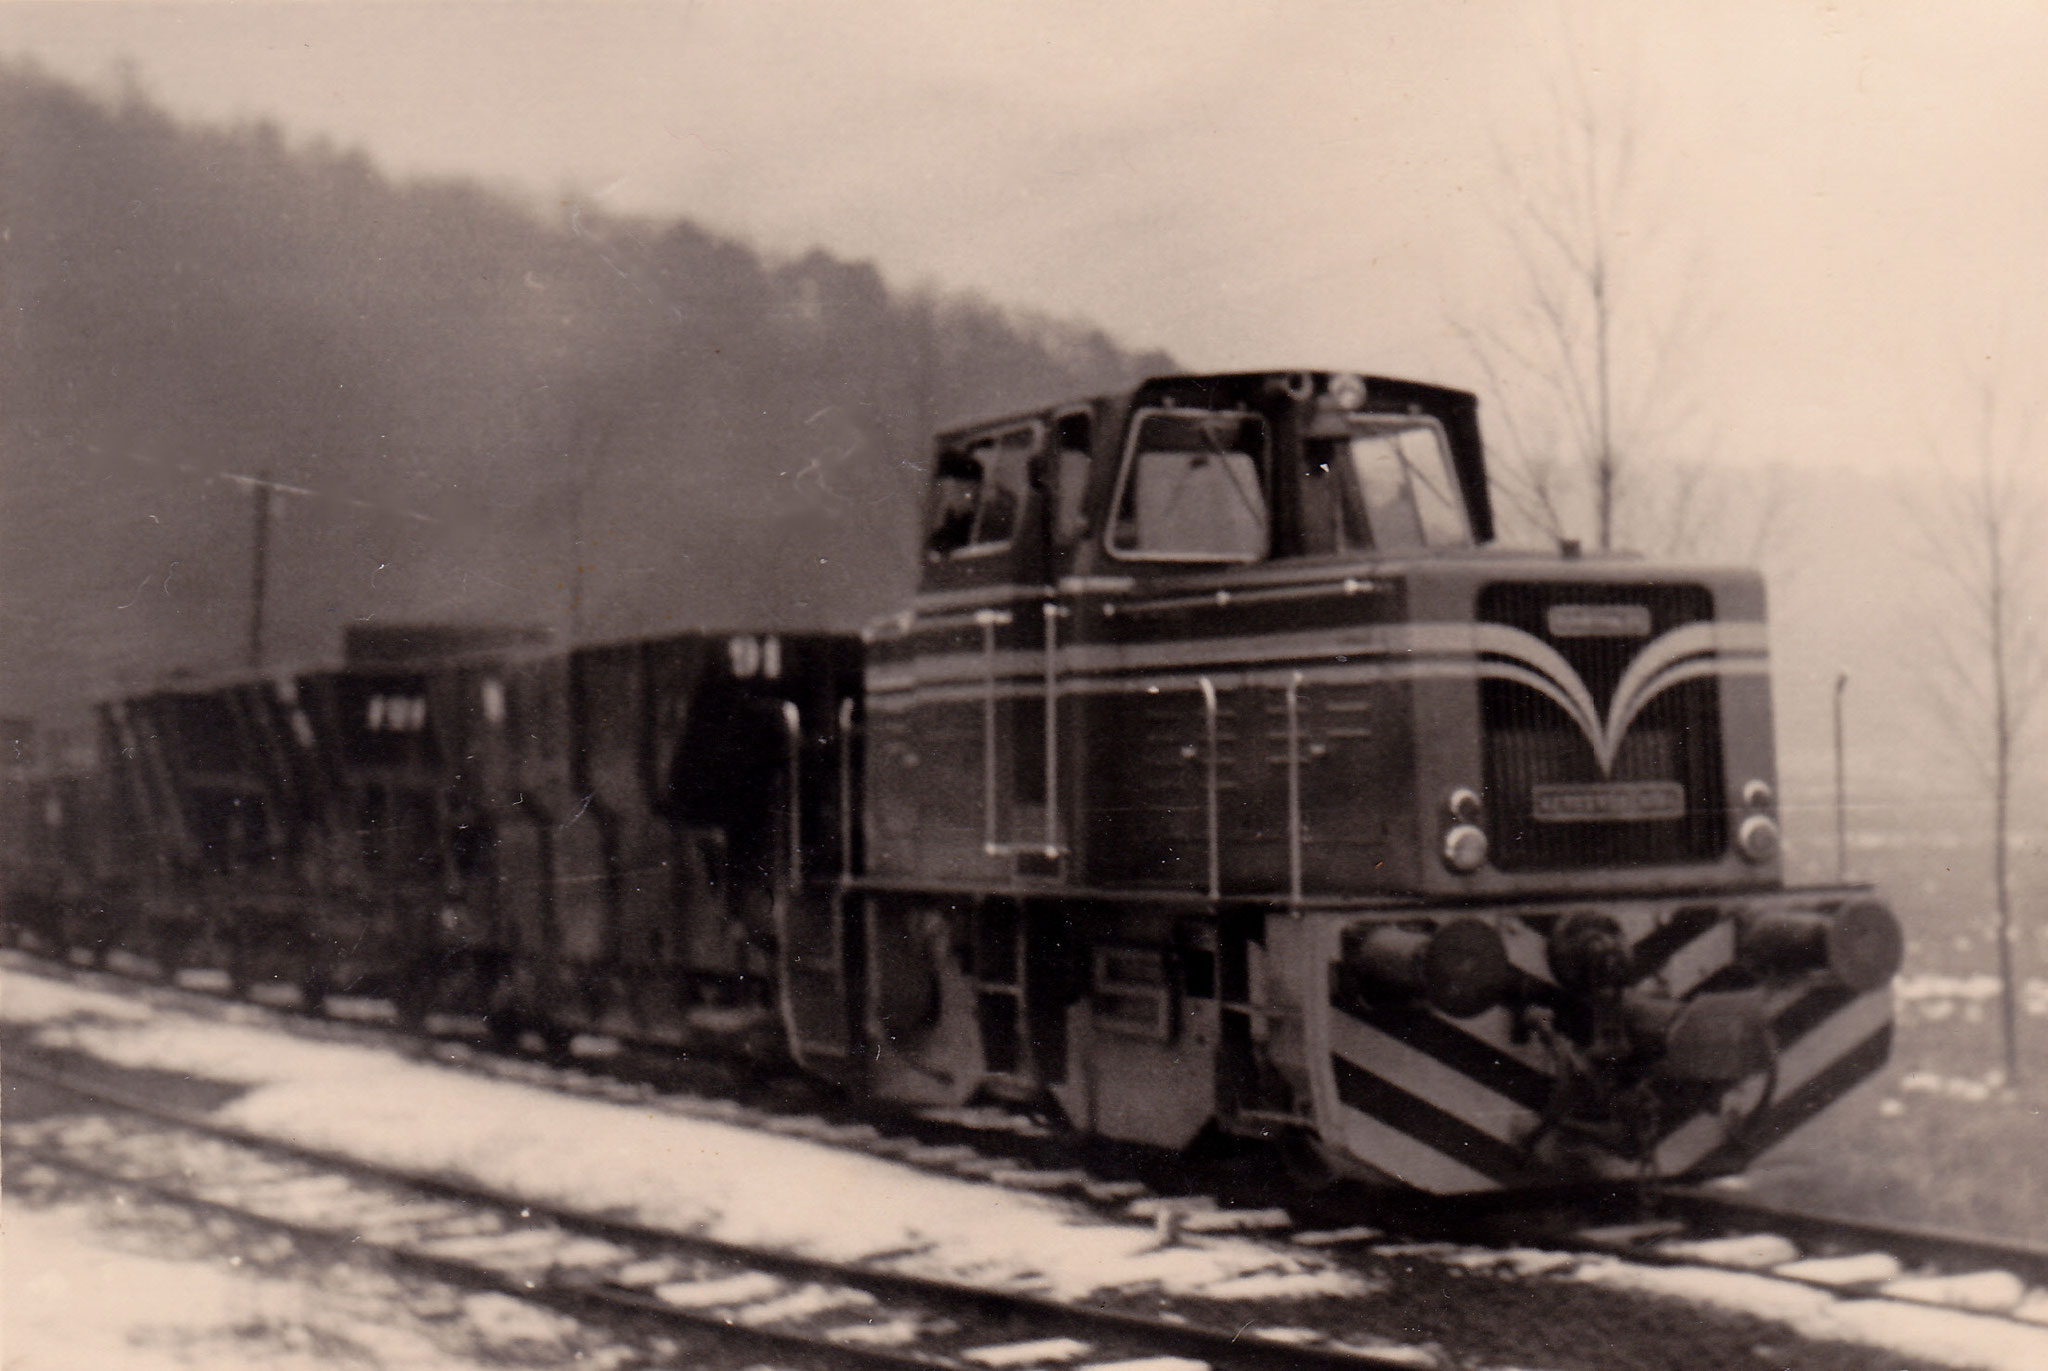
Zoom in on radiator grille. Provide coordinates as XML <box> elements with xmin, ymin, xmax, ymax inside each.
<box><xmin>1478</xmin><ymin>582</ymin><xmax>1728</xmax><ymax>870</ymax></box>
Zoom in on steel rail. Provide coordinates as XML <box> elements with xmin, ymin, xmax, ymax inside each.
<box><xmin>1652</xmin><ymin>1186</ymin><xmax>2048</xmax><ymax>1290</ymax></box>
<box><xmin>13</xmin><ymin>1145</ymin><xmax>901</xmax><ymax>1371</ymax></box>
<box><xmin>6</xmin><ymin>1053</ymin><xmax>1424</xmax><ymax>1371</ymax></box>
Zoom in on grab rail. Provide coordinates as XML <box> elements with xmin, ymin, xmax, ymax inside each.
<box><xmin>1285</xmin><ymin>671</ymin><xmax>1303</xmax><ymax>907</ymax></box>
<box><xmin>1198</xmin><ymin>675</ymin><xmax>1220</xmax><ymax>901</ymax></box>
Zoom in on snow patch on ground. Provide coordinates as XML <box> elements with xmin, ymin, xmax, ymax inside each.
<box><xmin>1</xmin><ymin>968</ymin><xmax>155</xmax><ymax>1025</ymax></box>
<box><xmin>2</xmin><ymin>967</ymin><xmax>1364</xmax><ymax>1305</ymax></box>
<box><xmin>1574</xmin><ymin>1257</ymin><xmax>2048</xmax><ymax>1371</ymax></box>
<box><xmin>1893</xmin><ymin>973</ymin><xmax>2048</xmax><ymax>1021</ymax></box>
<box><xmin>1</xmin><ymin>1199</ymin><xmax>531</xmax><ymax>1371</ymax></box>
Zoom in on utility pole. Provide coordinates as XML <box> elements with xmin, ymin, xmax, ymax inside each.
<box><xmin>248</xmin><ymin>470</ymin><xmax>274</xmax><ymax>669</ymax></box>
<box><xmin>1833</xmin><ymin>672</ymin><xmax>1848</xmax><ymax>883</ymax></box>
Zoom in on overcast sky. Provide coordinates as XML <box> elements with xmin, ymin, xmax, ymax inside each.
<box><xmin>7</xmin><ymin>0</ymin><xmax>2047</xmax><ymax>481</ymax></box>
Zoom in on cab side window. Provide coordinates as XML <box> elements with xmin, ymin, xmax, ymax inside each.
<box><xmin>1051</xmin><ymin>410</ymin><xmax>1094</xmax><ymax>546</ymax></box>
<box><xmin>925</xmin><ymin>424</ymin><xmax>1037</xmax><ymax>559</ymax></box>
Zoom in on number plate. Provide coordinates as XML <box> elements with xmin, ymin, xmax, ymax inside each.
<box><xmin>1531</xmin><ymin>780</ymin><xmax>1686</xmax><ymax>822</ymax></box>
<box><xmin>1546</xmin><ymin>603</ymin><xmax>1652</xmax><ymax>637</ymax></box>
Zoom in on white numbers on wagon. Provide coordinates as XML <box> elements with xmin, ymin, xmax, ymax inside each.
<box><xmin>365</xmin><ymin>694</ymin><xmax>428</xmax><ymax>732</ymax></box>
<box><xmin>727</xmin><ymin>634</ymin><xmax>781</xmax><ymax>680</ymax></box>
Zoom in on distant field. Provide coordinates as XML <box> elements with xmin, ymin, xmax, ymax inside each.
<box><xmin>1741</xmin><ymin>792</ymin><xmax>2048</xmax><ymax>1240</ymax></box>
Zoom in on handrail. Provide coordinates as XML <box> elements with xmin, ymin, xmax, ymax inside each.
<box><xmin>980</xmin><ymin>613</ymin><xmax>1000</xmax><ymax>854</ymax></box>
<box><xmin>1285</xmin><ymin>671</ymin><xmax>1304</xmax><ymax>907</ymax></box>
<box><xmin>836</xmin><ymin>696</ymin><xmax>856</xmax><ymax>882</ymax></box>
<box><xmin>780</xmin><ymin>700</ymin><xmax>803</xmax><ymax>896</ymax></box>
<box><xmin>978</xmin><ymin>603</ymin><xmax>1065</xmax><ymax>861</ymax></box>
<box><xmin>1041</xmin><ymin>600</ymin><xmax>1065</xmax><ymax>859</ymax></box>
<box><xmin>1198</xmin><ymin>675</ymin><xmax>1219</xmax><ymax>901</ymax></box>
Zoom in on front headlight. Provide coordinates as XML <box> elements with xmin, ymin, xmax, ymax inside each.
<box><xmin>1442</xmin><ymin>823</ymin><xmax>1489</xmax><ymax>873</ymax></box>
<box><xmin>1737</xmin><ymin>813</ymin><xmax>1781</xmax><ymax>863</ymax></box>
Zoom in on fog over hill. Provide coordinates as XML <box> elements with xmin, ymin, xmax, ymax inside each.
<box><xmin>0</xmin><ymin>65</ymin><xmax>1171</xmax><ymax>721</ymax></box>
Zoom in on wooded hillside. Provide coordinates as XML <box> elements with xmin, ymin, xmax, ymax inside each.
<box><xmin>0</xmin><ymin>64</ymin><xmax>1173</xmax><ymax>722</ymax></box>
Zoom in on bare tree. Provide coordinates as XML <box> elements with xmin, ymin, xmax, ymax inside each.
<box><xmin>1911</xmin><ymin>377</ymin><xmax>2048</xmax><ymax>1084</ymax></box>
<box><xmin>1457</xmin><ymin>44</ymin><xmax>1785</xmax><ymax>562</ymax></box>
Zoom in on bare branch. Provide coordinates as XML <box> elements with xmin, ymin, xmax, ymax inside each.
<box><xmin>1457</xmin><ymin>20</ymin><xmax>1772</xmax><ymax>561</ymax></box>
<box><xmin>1904</xmin><ymin>358</ymin><xmax>2048</xmax><ymax>1083</ymax></box>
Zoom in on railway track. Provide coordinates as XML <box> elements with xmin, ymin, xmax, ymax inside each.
<box><xmin>1607</xmin><ymin>1189</ymin><xmax>2048</xmax><ymax>1317</ymax></box>
<box><xmin>13</xmin><ymin>951</ymin><xmax>2048</xmax><ymax>1367</ymax></box>
<box><xmin>6</xmin><ymin>1054</ymin><xmax>1437</xmax><ymax>1371</ymax></box>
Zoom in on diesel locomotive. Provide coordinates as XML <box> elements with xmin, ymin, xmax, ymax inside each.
<box><xmin>1</xmin><ymin>370</ymin><xmax>1903</xmax><ymax>1194</ymax></box>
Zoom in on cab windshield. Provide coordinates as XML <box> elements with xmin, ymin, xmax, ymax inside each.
<box><xmin>1107</xmin><ymin>410</ymin><xmax>1271</xmax><ymax>562</ymax></box>
<box><xmin>1299</xmin><ymin>416</ymin><xmax>1470</xmax><ymax>555</ymax></box>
